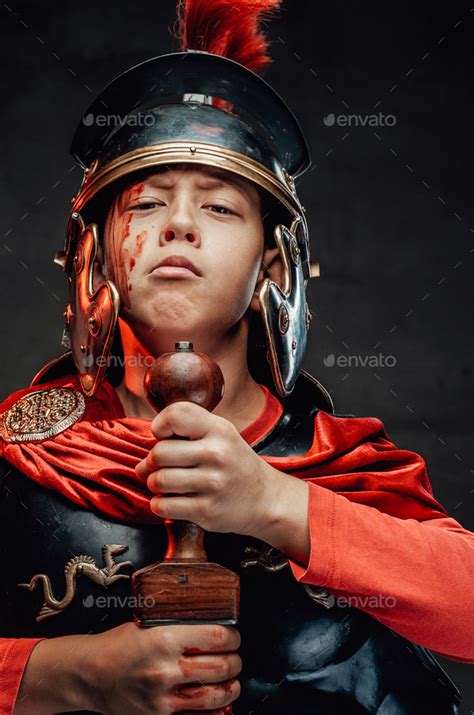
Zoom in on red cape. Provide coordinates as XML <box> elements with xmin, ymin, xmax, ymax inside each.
<box><xmin>0</xmin><ymin>373</ymin><xmax>448</xmax><ymax>526</ymax></box>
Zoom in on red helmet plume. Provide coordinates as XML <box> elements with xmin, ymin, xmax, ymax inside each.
<box><xmin>174</xmin><ymin>0</ymin><xmax>282</xmax><ymax>74</ymax></box>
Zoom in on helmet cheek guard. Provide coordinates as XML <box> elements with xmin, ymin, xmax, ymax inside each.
<box><xmin>57</xmin><ymin>213</ymin><xmax>120</xmax><ymax>396</ymax></box>
<box><xmin>259</xmin><ymin>217</ymin><xmax>312</xmax><ymax>397</ymax></box>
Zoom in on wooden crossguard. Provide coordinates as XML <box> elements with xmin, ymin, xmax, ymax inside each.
<box><xmin>131</xmin><ymin>341</ymin><xmax>240</xmax><ymax>627</ymax></box>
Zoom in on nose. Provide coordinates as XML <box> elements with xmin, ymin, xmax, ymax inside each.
<box><xmin>159</xmin><ymin>199</ymin><xmax>201</xmax><ymax>246</ymax></box>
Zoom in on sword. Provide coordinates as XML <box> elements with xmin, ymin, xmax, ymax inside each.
<box><xmin>132</xmin><ymin>341</ymin><xmax>240</xmax><ymax>627</ymax></box>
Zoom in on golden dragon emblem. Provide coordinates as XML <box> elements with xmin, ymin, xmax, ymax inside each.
<box><xmin>18</xmin><ymin>544</ymin><xmax>133</xmax><ymax>622</ymax></box>
<box><xmin>240</xmin><ymin>543</ymin><xmax>334</xmax><ymax>609</ymax></box>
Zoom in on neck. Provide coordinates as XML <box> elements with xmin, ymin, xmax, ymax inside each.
<box><xmin>114</xmin><ymin>318</ymin><xmax>267</xmax><ymax>432</ymax></box>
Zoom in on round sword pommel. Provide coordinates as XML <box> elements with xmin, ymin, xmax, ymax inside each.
<box><xmin>144</xmin><ymin>341</ymin><xmax>225</xmax><ymax>413</ymax></box>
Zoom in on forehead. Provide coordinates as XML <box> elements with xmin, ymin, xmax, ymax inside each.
<box><xmin>126</xmin><ymin>163</ymin><xmax>259</xmax><ymax>201</ymax></box>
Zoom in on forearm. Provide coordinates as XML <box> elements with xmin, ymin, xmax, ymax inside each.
<box><xmin>252</xmin><ymin>466</ymin><xmax>311</xmax><ymax>567</ymax></box>
<box><xmin>13</xmin><ymin>635</ymin><xmax>100</xmax><ymax>714</ymax></box>
<box><xmin>267</xmin><ymin>479</ymin><xmax>474</xmax><ymax>662</ymax></box>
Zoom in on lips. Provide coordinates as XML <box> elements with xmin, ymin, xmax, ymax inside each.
<box><xmin>151</xmin><ymin>255</ymin><xmax>202</xmax><ymax>277</ymax></box>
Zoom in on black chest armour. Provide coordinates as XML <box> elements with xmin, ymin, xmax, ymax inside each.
<box><xmin>0</xmin><ymin>377</ymin><xmax>461</xmax><ymax>715</ymax></box>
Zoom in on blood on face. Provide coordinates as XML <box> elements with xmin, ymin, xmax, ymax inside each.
<box><xmin>105</xmin><ymin>182</ymin><xmax>145</xmax><ymax>309</ymax></box>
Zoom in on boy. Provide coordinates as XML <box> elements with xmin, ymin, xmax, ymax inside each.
<box><xmin>1</xmin><ymin>1</ymin><xmax>473</xmax><ymax>713</ymax></box>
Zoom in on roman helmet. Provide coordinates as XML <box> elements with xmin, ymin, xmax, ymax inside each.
<box><xmin>52</xmin><ymin>0</ymin><xmax>331</xmax><ymax>408</ymax></box>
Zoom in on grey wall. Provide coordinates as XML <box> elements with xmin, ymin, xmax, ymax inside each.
<box><xmin>1</xmin><ymin>0</ymin><xmax>473</xmax><ymax>709</ymax></box>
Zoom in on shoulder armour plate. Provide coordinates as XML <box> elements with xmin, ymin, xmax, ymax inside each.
<box><xmin>0</xmin><ymin>387</ymin><xmax>85</xmax><ymax>443</ymax></box>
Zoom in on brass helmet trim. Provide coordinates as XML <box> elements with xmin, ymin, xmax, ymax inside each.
<box><xmin>69</xmin><ymin>141</ymin><xmax>302</xmax><ymax>229</ymax></box>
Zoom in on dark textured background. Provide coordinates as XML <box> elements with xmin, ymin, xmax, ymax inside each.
<box><xmin>1</xmin><ymin>0</ymin><xmax>473</xmax><ymax>709</ymax></box>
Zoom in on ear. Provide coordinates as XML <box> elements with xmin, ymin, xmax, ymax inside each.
<box><xmin>249</xmin><ymin>245</ymin><xmax>284</xmax><ymax>313</ymax></box>
<box><xmin>92</xmin><ymin>242</ymin><xmax>107</xmax><ymax>291</ymax></box>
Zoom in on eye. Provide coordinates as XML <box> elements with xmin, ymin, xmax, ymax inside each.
<box><xmin>205</xmin><ymin>204</ymin><xmax>234</xmax><ymax>215</ymax></box>
<box><xmin>128</xmin><ymin>202</ymin><xmax>163</xmax><ymax>211</ymax></box>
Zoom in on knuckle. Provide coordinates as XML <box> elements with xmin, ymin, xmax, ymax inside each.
<box><xmin>220</xmin><ymin>419</ymin><xmax>238</xmax><ymax>442</ymax></box>
<box><xmin>216</xmin><ymin>416</ymin><xmax>232</xmax><ymax>434</ymax></box>
<box><xmin>205</xmin><ymin>468</ymin><xmax>222</xmax><ymax>492</ymax></box>
<box><xmin>150</xmin><ymin>495</ymin><xmax>163</xmax><ymax>517</ymax></box>
<box><xmin>147</xmin><ymin>446</ymin><xmax>160</xmax><ymax>470</ymax></box>
<box><xmin>226</xmin><ymin>626</ymin><xmax>241</xmax><ymax>651</ymax></box>
<box><xmin>215</xmin><ymin>679</ymin><xmax>240</xmax><ymax>707</ymax></box>
<box><xmin>203</xmin><ymin>686</ymin><xmax>227</xmax><ymax>710</ymax></box>
<box><xmin>209</xmin><ymin>441</ymin><xmax>230</xmax><ymax>468</ymax></box>
<box><xmin>212</xmin><ymin>449</ymin><xmax>227</xmax><ymax>469</ymax></box>
<box><xmin>209</xmin><ymin>624</ymin><xmax>229</xmax><ymax>647</ymax></box>
<box><xmin>232</xmin><ymin>653</ymin><xmax>243</xmax><ymax>675</ymax></box>
<box><xmin>147</xmin><ymin>471</ymin><xmax>159</xmax><ymax>492</ymax></box>
<box><xmin>142</xmin><ymin>664</ymin><xmax>170</xmax><ymax>690</ymax></box>
<box><xmin>202</xmin><ymin>442</ymin><xmax>218</xmax><ymax>463</ymax></box>
<box><xmin>160</xmin><ymin>665</ymin><xmax>178</xmax><ymax>687</ymax></box>
<box><xmin>232</xmin><ymin>678</ymin><xmax>241</xmax><ymax>700</ymax></box>
<box><xmin>216</xmin><ymin>657</ymin><xmax>233</xmax><ymax>680</ymax></box>
<box><xmin>172</xmin><ymin>401</ymin><xmax>188</xmax><ymax>420</ymax></box>
<box><xmin>156</xmin><ymin>627</ymin><xmax>178</xmax><ymax>655</ymax></box>
<box><xmin>214</xmin><ymin>693</ymin><xmax>229</xmax><ymax>709</ymax></box>
<box><xmin>159</xmin><ymin>499</ymin><xmax>170</xmax><ymax>519</ymax></box>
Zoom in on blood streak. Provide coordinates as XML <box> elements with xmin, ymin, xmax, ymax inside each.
<box><xmin>110</xmin><ymin>212</ymin><xmax>132</xmax><ymax>309</ymax></box>
<box><xmin>178</xmin><ymin>657</ymin><xmax>221</xmax><ymax>678</ymax></box>
<box><xmin>182</xmin><ymin>647</ymin><xmax>203</xmax><ymax>654</ymax></box>
<box><xmin>106</xmin><ymin>181</ymin><xmax>145</xmax><ymax>310</ymax></box>
<box><xmin>127</xmin><ymin>182</ymin><xmax>145</xmax><ymax>203</ymax></box>
<box><xmin>174</xmin><ymin>683</ymin><xmax>210</xmax><ymax>698</ymax></box>
<box><xmin>135</xmin><ymin>230</ymin><xmax>147</xmax><ymax>258</ymax></box>
<box><xmin>174</xmin><ymin>679</ymin><xmax>235</xmax><ymax>700</ymax></box>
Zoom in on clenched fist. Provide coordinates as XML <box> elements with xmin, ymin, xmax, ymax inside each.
<box><xmin>136</xmin><ymin>400</ymin><xmax>287</xmax><ymax>536</ymax></box>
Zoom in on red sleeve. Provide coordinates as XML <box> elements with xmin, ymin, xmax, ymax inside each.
<box><xmin>0</xmin><ymin>638</ymin><xmax>46</xmax><ymax>714</ymax></box>
<box><xmin>287</xmin><ymin>483</ymin><xmax>474</xmax><ymax>663</ymax></box>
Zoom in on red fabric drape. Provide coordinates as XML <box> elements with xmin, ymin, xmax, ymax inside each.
<box><xmin>0</xmin><ymin>373</ymin><xmax>449</xmax><ymax>526</ymax></box>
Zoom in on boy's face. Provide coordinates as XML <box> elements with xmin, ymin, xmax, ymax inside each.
<box><xmin>100</xmin><ymin>164</ymin><xmax>270</xmax><ymax>351</ymax></box>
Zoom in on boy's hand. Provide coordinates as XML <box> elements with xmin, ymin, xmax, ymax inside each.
<box><xmin>14</xmin><ymin>622</ymin><xmax>241</xmax><ymax>715</ymax></box>
<box><xmin>135</xmin><ymin>401</ymin><xmax>285</xmax><ymax>536</ymax></box>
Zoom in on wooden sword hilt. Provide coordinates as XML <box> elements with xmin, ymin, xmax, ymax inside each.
<box><xmin>131</xmin><ymin>341</ymin><xmax>240</xmax><ymax>627</ymax></box>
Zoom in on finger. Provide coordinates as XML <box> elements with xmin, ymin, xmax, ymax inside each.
<box><xmin>174</xmin><ymin>653</ymin><xmax>242</xmax><ymax>685</ymax></box>
<box><xmin>147</xmin><ymin>468</ymin><xmax>205</xmax><ymax>495</ymax></box>
<box><xmin>135</xmin><ymin>442</ymin><xmax>195</xmax><ymax>480</ymax></box>
<box><xmin>151</xmin><ymin>401</ymin><xmax>219</xmax><ymax>441</ymax></box>
<box><xmin>150</xmin><ymin>494</ymin><xmax>204</xmax><ymax>522</ymax></box>
<box><xmin>174</xmin><ymin>624</ymin><xmax>241</xmax><ymax>653</ymax></box>
<box><xmin>135</xmin><ymin>458</ymin><xmax>150</xmax><ymax>479</ymax></box>
<box><xmin>144</xmin><ymin>439</ymin><xmax>204</xmax><ymax>472</ymax></box>
<box><xmin>171</xmin><ymin>679</ymin><xmax>240</xmax><ymax>712</ymax></box>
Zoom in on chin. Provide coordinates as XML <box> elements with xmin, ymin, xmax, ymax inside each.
<box><xmin>134</xmin><ymin>306</ymin><xmax>205</xmax><ymax>336</ymax></box>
